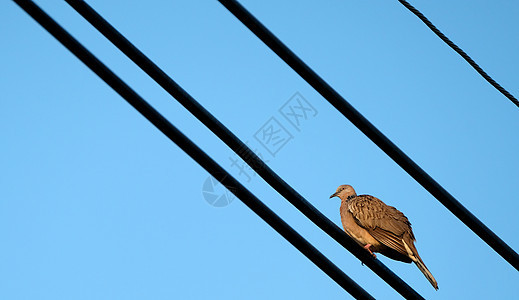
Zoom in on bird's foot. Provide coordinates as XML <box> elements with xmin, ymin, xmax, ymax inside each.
<box><xmin>363</xmin><ymin>244</ymin><xmax>377</xmax><ymax>258</ymax></box>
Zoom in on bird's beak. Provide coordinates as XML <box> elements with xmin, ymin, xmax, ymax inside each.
<box><xmin>329</xmin><ymin>192</ymin><xmax>338</xmax><ymax>199</ymax></box>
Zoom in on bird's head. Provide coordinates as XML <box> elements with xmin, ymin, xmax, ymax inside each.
<box><xmin>329</xmin><ymin>184</ymin><xmax>357</xmax><ymax>200</ymax></box>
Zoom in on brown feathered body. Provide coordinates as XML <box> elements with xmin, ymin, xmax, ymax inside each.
<box><xmin>331</xmin><ymin>185</ymin><xmax>438</xmax><ymax>290</ymax></box>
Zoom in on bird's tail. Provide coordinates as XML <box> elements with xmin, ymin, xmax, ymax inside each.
<box><xmin>413</xmin><ymin>256</ymin><xmax>438</xmax><ymax>290</ymax></box>
<box><xmin>402</xmin><ymin>238</ymin><xmax>438</xmax><ymax>290</ymax></box>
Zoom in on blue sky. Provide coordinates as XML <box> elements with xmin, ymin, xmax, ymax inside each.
<box><xmin>1</xmin><ymin>0</ymin><xmax>518</xmax><ymax>299</ymax></box>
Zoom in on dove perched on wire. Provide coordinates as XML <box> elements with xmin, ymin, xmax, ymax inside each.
<box><xmin>330</xmin><ymin>184</ymin><xmax>438</xmax><ymax>290</ymax></box>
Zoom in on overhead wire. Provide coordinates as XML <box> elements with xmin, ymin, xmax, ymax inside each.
<box><xmin>12</xmin><ymin>0</ymin><xmax>376</xmax><ymax>298</ymax></box>
<box><xmin>397</xmin><ymin>0</ymin><xmax>519</xmax><ymax>109</ymax></box>
<box><xmin>62</xmin><ymin>0</ymin><xmax>425</xmax><ymax>298</ymax></box>
<box><xmin>216</xmin><ymin>0</ymin><xmax>519</xmax><ymax>271</ymax></box>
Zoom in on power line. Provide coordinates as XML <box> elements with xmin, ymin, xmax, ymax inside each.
<box><xmin>62</xmin><ymin>0</ymin><xmax>424</xmax><ymax>298</ymax></box>
<box><xmin>217</xmin><ymin>0</ymin><xmax>519</xmax><ymax>271</ymax></box>
<box><xmin>12</xmin><ymin>1</ymin><xmax>375</xmax><ymax>298</ymax></box>
<box><xmin>397</xmin><ymin>0</ymin><xmax>519</xmax><ymax>109</ymax></box>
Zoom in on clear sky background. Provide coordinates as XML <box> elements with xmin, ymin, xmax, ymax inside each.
<box><xmin>1</xmin><ymin>1</ymin><xmax>518</xmax><ymax>299</ymax></box>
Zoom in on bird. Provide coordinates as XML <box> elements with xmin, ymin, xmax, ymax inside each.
<box><xmin>330</xmin><ymin>184</ymin><xmax>438</xmax><ymax>290</ymax></box>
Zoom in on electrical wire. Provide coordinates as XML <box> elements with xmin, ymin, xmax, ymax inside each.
<box><xmin>62</xmin><ymin>0</ymin><xmax>424</xmax><ymax>298</ymax></box>
<box><xmin>217</xmin><ymin>0</ymin><xmax>519</xmax><ymax>271</ymax></box>
<box><xmin>397</xmin><ymin>0</ymin><xmax>519</xmax><ymax>109</ymax></box>
<box><xmin>12</xmin><ymin>0</ymin><xmax>376</xmax><ymax>298</ymax></box>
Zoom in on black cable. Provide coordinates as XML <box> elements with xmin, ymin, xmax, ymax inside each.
<box><xmin>62</xmin><ymin>0</ymin><xmax>424</xmax><ymax>298</ymax></box>
<box><xmin>216</xmin><ymin>0</ymin><xmax>519</xmax><ymax>271</ymax></box>
<box><xmin>397</xmin><ymin>0</ymin><xmax>519</xmax><ymax>109</ymax></box>
<box><xmin>13</xmin><ymin>1</ymin><xmax>375</xmax><ymax>298</ymax></box>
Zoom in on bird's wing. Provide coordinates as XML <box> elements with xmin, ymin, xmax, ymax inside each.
<box><xmin>348</xmin><ymin>195</ymin><xmax>438</xmax><ymax>289</ymax></box>
<box><xmin>348</xmin><ymin>195</ymin><xmax>414</xmax><ymax>256</ymax></box>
